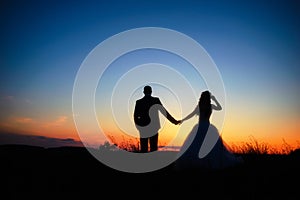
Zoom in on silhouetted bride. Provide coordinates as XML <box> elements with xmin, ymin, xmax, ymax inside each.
<box><xmin>175</xmin><ymin>90</ymin><xmax>243</xmax><ymax>170</ymax></box>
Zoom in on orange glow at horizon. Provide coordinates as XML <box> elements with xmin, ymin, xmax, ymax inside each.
<box><xmin>0</xmin><ymin>115</ymin><xmax>80</xmax><ymax>141</ymax></box>
<box><xmin>1</xmin><ymin>112</ymin><xmax>299</xmax><ymax>153</ymax></box>
<box><xmin>221</xmin><ymin>114</ymin><xmax>300</xmax><ymax>151</ymax></box>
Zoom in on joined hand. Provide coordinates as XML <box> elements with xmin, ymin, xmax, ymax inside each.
<box><xmin>175</xmin><ymin>120</ymin><xmax>182</xmax><ymax>125</ymax></box>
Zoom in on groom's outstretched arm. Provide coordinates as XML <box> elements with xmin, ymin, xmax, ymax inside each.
<box><xmin>156</xmin><ymin>98</ymin><xmax>179</xmax><ymax>125</ymax></box>
<box><xmin>166</xmin><ymin>111</ymin><xmax>180</xmax><ymax>125</ymax></box>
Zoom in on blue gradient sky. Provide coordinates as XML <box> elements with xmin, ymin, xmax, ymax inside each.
<box><xmin>1</xmin><ymin>0</ymin><xmax>299</xmax><ymax>148</ymax></box>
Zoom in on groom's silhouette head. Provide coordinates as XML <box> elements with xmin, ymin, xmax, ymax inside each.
<box><xmin>143</xmin><ymin>85</ymin><xmax>152</xmax><ymax>96</ymax></box>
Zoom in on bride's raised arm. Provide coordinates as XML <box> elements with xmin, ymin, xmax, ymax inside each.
<box><xmin>211</xmin><ymin>95</ymin><xmax>222</xmax><ymax>111</ymax></box>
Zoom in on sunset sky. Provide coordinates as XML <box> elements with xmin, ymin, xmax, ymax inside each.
<box><xmin>1</xmin><ymin>0</ymin><xmax>299</xmax><ymax>150</ymax></box>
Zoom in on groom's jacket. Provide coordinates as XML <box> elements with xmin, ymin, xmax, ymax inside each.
<box><xmin>134</xmin><ymin>95</ymin><xmax>177</xmax><ymax>133</ymax></box>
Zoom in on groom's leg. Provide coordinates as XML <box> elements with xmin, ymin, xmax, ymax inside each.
<box><xmin>140</xmin><ymin>137</ymin><xmax>148</xmax><ymax>153</ymax></box>
<box><xmin>149</xmin><ymin>133</ymin><xmax>158</xmax><ymax>152</ymax></box>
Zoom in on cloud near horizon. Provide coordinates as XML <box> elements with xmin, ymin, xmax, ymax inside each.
<box><xmin>2</xmin><ymin>115</ymin><xmax>68</xmax><ymax>128</ymax></box>
<box><xmin>0</xmin><ymin>132</ymin><xmax>83</xmax><ymax>148</ymax></box>
<box><xmin>43</xmin><ymin>116</ymin><xmax>68</xmax><ymax>127</ymax></box>
<box><xmin>0</xmin><ymin>114</ymin><xmax>77</xmax><ymax>140</ymax></box>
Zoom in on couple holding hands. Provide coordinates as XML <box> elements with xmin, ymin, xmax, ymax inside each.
<box><xmin>134</xmin><ymin>85</ymin><xmax>243</xmax><ymax>169</ymax></box>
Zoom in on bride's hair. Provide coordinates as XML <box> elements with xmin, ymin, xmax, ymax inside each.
<box><xmin>199</xmin><ymin>90</ymin><xmax>212</xmax><ymax>119</ymax></box>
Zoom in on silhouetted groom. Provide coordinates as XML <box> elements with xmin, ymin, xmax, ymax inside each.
<box><xmin>134</xmin><ymin>85</ymin><xmax>180</xmax><ymax>153</ymax></box>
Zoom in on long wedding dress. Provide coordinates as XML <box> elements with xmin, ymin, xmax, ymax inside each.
<box><xmin>175</xmin><ymin>93</ymin><xmax>243</xmax><ymax>170</ymax></box>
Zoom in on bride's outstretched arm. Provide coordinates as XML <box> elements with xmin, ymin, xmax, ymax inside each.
<box><xmin>211</xmin><ymin>95</ymin><xmax>222</xmax><ymax>110</ymax></box>
<box><xmin>182</xmin><ymin>106</ymin><xmax>199</xmax><ymax>122</ymax></box>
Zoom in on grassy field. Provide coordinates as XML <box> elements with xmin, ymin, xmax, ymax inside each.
<box><xmin>1</xmin><ymin>142</ymin><xmax>299</xmax><ymax>200</ymax></box>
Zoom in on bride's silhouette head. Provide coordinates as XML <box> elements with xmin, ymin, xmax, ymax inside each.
<box><xmin>199</xmin><ymin>90</ymin><xmax>212</xmax><ymax>121</ymax></box>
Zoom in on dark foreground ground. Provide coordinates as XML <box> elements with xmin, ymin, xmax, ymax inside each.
<box><xmin>1</xmin><ymin>144</ymin><xmax>299</xmax><ymax>200</ymax></box>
